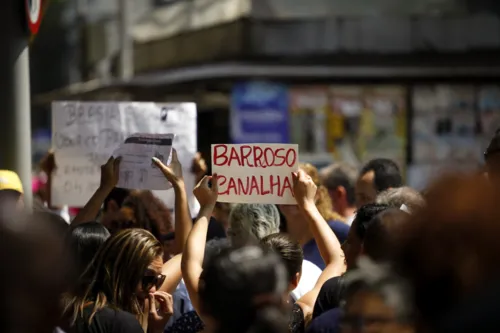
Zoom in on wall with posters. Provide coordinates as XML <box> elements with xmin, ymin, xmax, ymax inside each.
<box><xmin>289</xmin><ymin>85</ymin><xmax>408</xmax><ymax>170</ymax></box>
<box><xmin>408</xmin><ymin>85</ymin><xmax>500</xmax><ymax>190</ymax></box>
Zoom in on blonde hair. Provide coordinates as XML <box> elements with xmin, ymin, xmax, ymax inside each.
<box><xmin>300</xmin><ymin>163</ymin><xmax>345</xmax><ymax>222</ymax></box>
<box><xmin>64</xmin><ymin>229</ymin><xmax>163</xmax><ymax>325</ymax></box>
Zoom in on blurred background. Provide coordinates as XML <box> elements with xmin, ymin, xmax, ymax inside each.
<box><xmin>29</xmin><ymin>0</ymin><xmax>500</xmax><ymax>189</ymax></box>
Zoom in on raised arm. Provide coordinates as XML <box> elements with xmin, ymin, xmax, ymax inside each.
<box><xmin>72</xmin><ymin>157</ymin><xmax>120</xmax><ymax>226</ymax></box>
<box><xmin>181</xmin><ymin>175</ymin><xmax>218</xmax><ymax>314</ymax></box>
<box><xmin>153</xmin><ymin>149</ymin><xmax>192</xmax><ymax>254</ymax></box>
<box><xmin>294</xmin><ymin>170</ymin><xmax>345</xmax><ymax>312</ymax></box>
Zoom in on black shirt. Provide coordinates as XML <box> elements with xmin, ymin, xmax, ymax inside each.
<box><xmin>70</xmin><ymin>307</ymin><xmax>143</xmax><ymax>333</ymax></box>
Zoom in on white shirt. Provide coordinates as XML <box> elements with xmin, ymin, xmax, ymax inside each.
<box><xmin>290</xmin><ymin>259</ymin><xmax>322</xmax><ymax>301</ymax></box>
<box><xmin>165</xmin><ymin>279</ymin><xmax>195</xmax><ymax>328</ymax></box>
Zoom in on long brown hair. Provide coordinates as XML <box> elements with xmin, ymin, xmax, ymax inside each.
<box><xmin>300</xmin><ymin>163</ymin><xmax>345</xmax><ymax>222</ymax></box>
<box><xmin>64</xmin><ymin>228</ymin><xmax>163</xmax><ymax>325</ymax></box>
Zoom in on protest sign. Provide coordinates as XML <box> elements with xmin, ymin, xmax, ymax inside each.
<box><xmin>211</xmin><ymin>144</ymin><xmax>299</xmax><ymax>204</ymax></box>
<box><xmin>113</xmin><ymin>133</ymin><xmax>175</xmax><ymax>190</ymax></box>
<box><xmin>52</xmin><ymin>102</ymin><xmax>198</xmax><ymax>215</ymax></box>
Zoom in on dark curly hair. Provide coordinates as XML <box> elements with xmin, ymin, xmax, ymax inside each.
<box><xmin>120</xmin><ymin>190</ymin><xmax>173</xmax><ymax>241</ymax></box>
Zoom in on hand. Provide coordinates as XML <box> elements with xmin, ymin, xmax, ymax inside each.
<box><xmin>39</xmin><ymin>150</ymin><xmax>56</xmax><ymax>175</ymax></box>
<box><xmin>191</xmin><ymin>152</ymin><xmax>207</xmax><ymax>179</ymax></box>
<box><xmin>194</xmin><ymin>174</ymin><xmax>218</xmax><ymax>207</ymax></box>
<box><xmin>292</xmin><ymin>170</ymin><xmax>317</xmax><ymax>207</ymax></box>
<box><xmin>100</xmin><ymin>156</ymin><xmax>121</xmax><ymax>191</ymax></box>
<box><xmin>148</xmin><ymin>291</ymin><xmax>174</xmax><ymax>333</ymax></box>
<box><xmin>153</xmin><ymin>149</ymin><xmax>183</xmax><ymax>185</ymax></box>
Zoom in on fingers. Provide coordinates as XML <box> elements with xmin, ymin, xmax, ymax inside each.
<box><xmin>113</xmin><ymin>156</ymin><xmax>122</xmax><ymax>169</ymax></box>
<box><xmin>148</xmin><ymin>294</ymin><xmax>160</xmax><ymax>320</ymax></box>
<box><xmin>153</xmin><ymin>291</ymin><xmax>173</xmax><ymax>314</ymax></box>
<box><xmin>171</xmin><ymin>149</ymin><xmax>178</xmax><ymax>162</ymax></box>
<box><xmin>152</xmin><ymin>157</ymin><xmax>167</xmax><ymax>170</ymax></box>
<box><xmin>198</xmin><ymin>175</ymin><xmax>211</xmax><ymax>188</ymax></box>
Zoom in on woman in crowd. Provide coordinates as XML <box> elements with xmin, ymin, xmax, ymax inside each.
<box><xmin>279</xmin><ymin>163</ymin><xmax>349</xmax><ymax>270</ymax></box>
<box><xmin>261</xmin><ymin>172</ymin><xmax>345</xmax><ymax>332</ymax></box>
<box><xmin>63</xmin><ymin>228</ymin><xmax>180</xmax><ymax>333</ymax></box>
<box><xmin>182</xmin><ymin>171</ymin><xmax>344</xmax><ymax>333</ymax></box>
<box><xmin>67</xmin><ymin>221</ymin><xmax>110</xmax><ymax>280</ymax></box>
<box><xmin>182</xmin><ymin>174</ymin><xmax>290</xmax><ymax>332</ymax></box>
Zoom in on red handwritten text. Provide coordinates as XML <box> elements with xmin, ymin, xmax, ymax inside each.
<box><xmin>213</xmin><ymin>144</ymin><xmax>297</xmax><ymax>168</ymax></box>
<box><xmin>218</xmin><ymin>175</ymin><xmax>293</xmax><ymax>197</ymax></box>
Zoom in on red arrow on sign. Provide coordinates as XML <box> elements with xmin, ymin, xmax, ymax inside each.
<box><xmin>26</xmin><ymin>0</ymin><xmax>43</xmax><ymax>36</ymax></box>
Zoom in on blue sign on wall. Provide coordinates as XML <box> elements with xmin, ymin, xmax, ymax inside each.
<box><xmin>230</xmin><ymin>81</ymin><xmax>289</xmax><ymax>144</ymax></box>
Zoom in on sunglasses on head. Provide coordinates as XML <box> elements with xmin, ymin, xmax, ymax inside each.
<box><xmin>142</xmin><ymin>273</ymin><xmax>166</xmax><ymax>291</ymax></box>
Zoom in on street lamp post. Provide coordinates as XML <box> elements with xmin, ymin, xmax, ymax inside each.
<box><xmin>0</xmin><ymin>0</ymin><xmax>35</xmax><ymax>209</ymax></box>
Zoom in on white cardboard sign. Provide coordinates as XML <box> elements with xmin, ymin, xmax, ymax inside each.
<box><xmin>51</xmin><ymin>101</ymin><xmax>198</xmax><ymax>215</ymax></box>
<box><xmin>211</xmin><ymin>144</ymin><xmax>299</xmax><ymax>204</ymax></box>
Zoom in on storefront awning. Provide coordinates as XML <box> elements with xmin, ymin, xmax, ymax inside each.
<box><xmin>32</xmin><ymin>62</ymin><xmax>500</xmax><ymax>105</ymax></box>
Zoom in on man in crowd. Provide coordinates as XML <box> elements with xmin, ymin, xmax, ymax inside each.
<box><xmin>376</xmin><ymin>186</ymin><xmax>425</xmax><ymax>213</ymax></box>
<box><xmin>320</xmin><ymin>162</ymin><xmax>358</xmax><ymax>225</ymax></box>
<box><xmin>355</xmin><ymin>158</ymin><xmax>403</xmax><ymax>208</ymax></box>
<box><xmin>308</xmin><ymin>203</ymin><xmax>391</xmax><ymax>331</ymax></box>
<box><xmin>0</xmin><ymin>170</ymin><xmax>25</xmax><ymax>212</ymax></box>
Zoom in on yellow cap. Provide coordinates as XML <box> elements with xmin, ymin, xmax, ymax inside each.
<box><xmin>0</xmin><ymin>170</ymin><xmax>24</xmax><ymax>194</ymax></box>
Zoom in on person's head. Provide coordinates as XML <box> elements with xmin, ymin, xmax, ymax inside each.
<box><xmin>376</xmin><ymin>187</ymin><xmax>425</xmax><ymax>213</ymax></box>
<box><xmin>103</xmin><ymin>187</ymin><xmax>130</xmax><ymax>213</ymax></box>
<box><xmin>65</xmin><ymin>228</ymin><xmax>164</xmax><ymax>324</ymax></box>
<box><xmin>199</xmin><ymin>245</ymin><xmax>289</xmax><ymax>333</ymax></box>
<box><xmin>67</xmin><ymin>221</ymin><xmax>110</xmax><ymax>280</ymax></box>
<box><xmin>228</xmin><ymin>204</ymin><xmax>280</xmax><ymax>247</ymax></box>
<box><xmin>203</xmin><ymin>238</ymin><xmax>232</xmax><ymax>268</ymax></box>
<box><xmin>484</xmin><ymin>128</ymin><xmax>500</xmax><ymax>183</ymax></box>
<box><xmin>362</xmin><ymin>209</ymin><xmax>410</xmax><ymax>262</ymax></box>
<box><xmin>0</xmin><ymin>170</ymin><xmax>24</xmax><ymax>212</ymax></box>
<box><xmin>102</xmin><ymin>190</ymin><xmax>173</xmax><ymax>242</ymax></box>
<box><xmin>341</xmin><ymin>257</ymin><xmax>414</xmax><ymax>333</ymax></box>
<box><xmin>342</xmin><ymin>203</ymin><xmax>390</xmax><ymax>270</ymax></box>
<box><xmin>0</xmin><ymin>212</ymin><xmax>68</xmax><ymax>333</ymax></box>
<box><xmin>320</xmin><ymin>162</ymin><xmax>358</xmax><ymax>215</ymax></box>
<box><xmin>261</xmin><ymin>233</ymin><xmax>304</xmax><ymax>292</ymax></box>
<box><xmin>393</xmin><ymin>172</ymin><xmax>500</xmax><ymax>331</ymax></box>
<box><xmin>356</xmin><ymin>159</ymin><xmax>402</xmax><ymax>208</ymax></box>
<box><xmin>213</xmin><ymin>202</ymin><xmax>235</xmax><ymax>232</ymax></box>
<box><xmin>279</xmin><ymin>163</ymin><xmax>344</xmax><ymax>226</ymax></box>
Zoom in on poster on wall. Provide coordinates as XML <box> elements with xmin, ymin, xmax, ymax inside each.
<box><xmin>362</xmin><ymin>86</ymin><xmax>407</xmax><ymax>169</ymax></box>
<box><xmin>412</xmin><ymin>85</ymin><xmax>480</xmax><ymax>164</ymax></box>
<box><xmin>329</xmin><ymin>86</ymin><xmax>364</xmax><ymax>165</ymax></box>
<box><xmin>289</xmin><ymin>87</ymin><xmax>329</xmax><ymax>154</ymax></box>
<box><xmin>230</xmin><ymin>81</ymin><xmax>289</xmax><ymax>144</ymax></box>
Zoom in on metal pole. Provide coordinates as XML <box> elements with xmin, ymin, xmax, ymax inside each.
<box><xmin>0</xmin><ymin>0</ymin><xmax>33</xmax><ymax>210</ymax></box>
<box><xmin>118</xmin><ymin>0</ymin><xmax>134</xmax><ymax>80</ymax></box>
<box><xmin>14</xmin><ymin>47</ymin><xmax>33</xmax><ymax>210</ymax></box>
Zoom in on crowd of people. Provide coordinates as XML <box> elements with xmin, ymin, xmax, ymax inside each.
<box><xmin>2</xmin><ymin>129</ymin><xmax>500</xmax><ymax>333</ymax></box>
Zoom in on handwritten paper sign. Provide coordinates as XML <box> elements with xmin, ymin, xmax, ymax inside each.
<box><xmin>52</xmin><ymin>101</ymin><xmax>198</xmax><ymax>213</ymax></box>
<box><xmin>211</xmin><ymin>144</ymin><xmax>299</xmax><ymax>204</ymax></box>
<box><xmin>114</xmin><ymin>133</ymin><xmax>174</xmax><ymax>190</ymax></box>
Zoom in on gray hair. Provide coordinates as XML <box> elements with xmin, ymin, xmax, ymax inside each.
<box><xmin>319</xmin><ymin>162</ymin><xmax>358</xmax><ymax>206</ymax></box>
<box><xmin>344</xmin><ymin>256</ymin><xmax>414</xmax><ymax>323</ymax></box>
<box><xmin>228</xmin><ymin>204</ymin><xmax>280</xmax><ymax>247</ymax></box>
<box><xmin>376</xmin><ymin>186</ymin><xmax>425</xmax><ymax>212</ymax></box>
